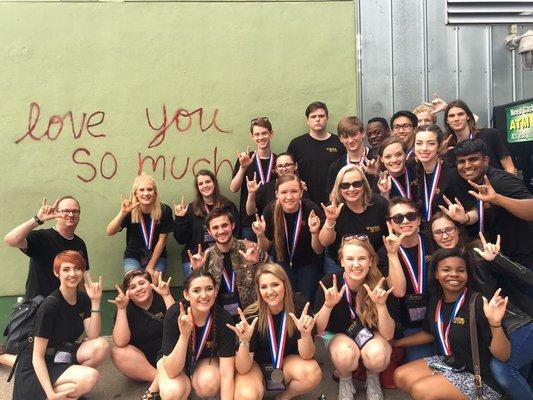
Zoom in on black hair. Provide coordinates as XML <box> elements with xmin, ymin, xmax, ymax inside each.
<box><xmin>305</xmin><ymin>101</ymin><xmax>328</xmax><ymax>118</ymax></box>
<box><xmin>367</xmin><ymin>117</ymin><xmax>390</xmax><ymax>130</ymax></box>
<box><xmin>415</xmin><ymin>124</ymin><xmax>444</xmax><ymax>146</ymax></box>
<box><xmin>427</xmin><ymin>247</ymin><xmax>475</xmax><ymax>296</ymax></box>
<box><xmin>454</xmin><ymin>138</ymin><xmax>488</xmax><ymax>158</ymax></box>
<box><xmin>390</xmin><ymin>110</ymin><xmax>418</xmax><ymax>129</ymax></box>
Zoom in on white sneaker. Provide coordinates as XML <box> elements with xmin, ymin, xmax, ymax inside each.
<box><xmin>366</xmin><ymin>371</ymin><xmax>383</xmax><ymax>400</ymax></box>
<box><xmin>338</xmin><ymin>376</ymin><xmax>356</xmax><ymax>400</ymax></box>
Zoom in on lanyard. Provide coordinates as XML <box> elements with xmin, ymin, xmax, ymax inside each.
<box><xmin>423</xmin><ymin>160</ymin><xmax>443</xmax><ymax>220</ymax></box>
<box><xmin>139</xmin><ymin>214</ymin><xmax>156</xmax><ymax>250</ymax></box>
<box><xmin>435</xmin><ymin>288</ymin><xmax>467</xmax><ymax>355</ymax></box>
<box><xmin>346</xmin><ymin>147</ymin><xmax>369</xmax><ymax>167</ymax></box>
<box><xmin>342</xmin><ymin>273</ymin><xmax>357</xmax><ymax>320</ymax></box>
<box><xmin>221</xmin><ymin>263</ymin><xmax>235</xmax><ymax>293</ymax></box>
<box><xmin>255</xmin><ymin>154</ymin><xmax>274</xmax><ymax>185</ymax></box>
<box><xmin>390</xmin><ymin>169</ymin><xmax>411</xmax><ymax>199</ymax></box>
<box><xmin>398</xmin><ymin>235</ymin><xmax>427</xmax><ymax>294</ymax></box>
<box><xmin>267</xmin><ymin>310</ymin><xmax>287</xmax><ymax>369</ymax></box>
<box><xmin>477</xmin><ymin>200</ymin><xmax>485</xmax><ymax>233</ymax></box>
<box><xmin>191</xmin><ymin>313</ymin><xmax>213</xmax><ymax>364</ymax></box>
<box><xmin>283</xmin><ymin>204</ymin><xmax>303</xmax><ymax>267</ymax></box>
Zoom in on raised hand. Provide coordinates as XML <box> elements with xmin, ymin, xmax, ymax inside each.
<box><xmin>320</xmin><ymin>199</ymin><xmax>344</xmax><ymax>223</ymax></box>
<box><xmin>319</xmin><ymin>274</ymin><xmax>346</xmax><ymax>308</ymax></box>
<box><xmin>473</xmin><ymin>232</ymin><xmax>500</xmax><ymax>262</ymax></box>
<box><xmin>362</xmin><ymin>158</ymin><xmax>379</xmax><ymax>176</ymax></box>
<box><xmin>308</xmin><ymin>210</ymin><xmax>321</xmax><ymax>234</ymax></box>
<box><xmin>383</xmin><ymin>220</ymin><xmax>407</xmax><ymax>255</ymax></box>
<box><xmin>84</xmin><ymin>272</ymin><xmax>103</xmax><ymax>302</ymax></box>
<box><xmin>151</xmin><ymin>274</ymin><xmax>172</xmax><ymax>297</ymax></box>
<box><xmin>483</xmin><ymin>288</ymin><xmax>508</xmax><ymax>327</ymax></box>
<box><xmin>468</xmin><ymin>175</ymin><xmax>497</xmax><ymax>203</ymax></box>
<box><xmin>226</xmin><ymin>307</ymin><xmax>258</xmax><ymax>343</ymax></box>
<box><xmin>377</xmin><ymin>171</ymin><xmax>392</xmax><ymax>198</ymax></box>
<box><xmin>237</xmin><ymin>146</ymin><xmax>255</xmax><ymax>169</ymax></box>
<box><xmin>173</xmin><ymin>196</ymin><xmax>189</xmax><ymax>217</ymax></box>
<box><xmin>439</xmin><ymin>195</ymin><xmax>468</xmax><ymax>224</ymax></box>
<box><xmin>289</xmin><ymin>302</ymin><xmax>317</xmax><ymax>336</ymax></box>
<box><xmin>300</xmin><ymin>180</ymin><xmax>308</xmax><ymax>192</ymax></box>
<box><xmin>107</xmin><ymin>284</ymin><xmax>130</xmax><ymax>310</ymax></box>
<box><xmin>363</xmin><ymin>277</ymin><xmax>394</xmax><ymax>306</ymax></box>
<box><xmin>120</xmin><ymin>194</ymin><xmax>140</xmax><ymax>214</ymax></box>
<box><xmin>246</xmin><ymin>172</ymin><xmax>261</xmax><ymax>194</ymax></box>
<box><xmin>239</xmin><ymin>239</ymin><xmax>260</xmax><ymax>265</ymax></box>
<box><xmin>177</xmin><ymin>302</ymin><xmax>194</xmax><ymax>337</ymax></box>
<box><xmin>439</xmin><ymin>134</ymin><xmax>454</xmax><ymax>155</ymax></box>
<box><xmin>251</xmin><ymin>214</ymin><xmax>266</xmax><ymax>237</ymax></box>
<box><xmin>36</xmin><ymin>197</ymin><xmax>62</xmax><ymax>222</ymax></box>
<box><xmin>188</xmin><ymin>244</ymin><xmax>208</xmax><ymax>271</ymax></box>
<box><xmin>424</xmin><ymin>93</ymin><xmax>447</xmax><ymax>114</ymax></box>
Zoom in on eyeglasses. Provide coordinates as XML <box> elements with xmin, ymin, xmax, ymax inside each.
<box><xmin>339</xmin><ymin>180</ymin><xmax>364</xmax><ymax>190</ymax></box>
<box><xmin>250</xmin><ymin>117</ymin><xmax>270</xmax><ymax>124</ymax></box>
<box><xmin>432</xmin><ymin>226</ymin><xmax>457</xmax><ymax>238</ymax></box>
<box><xmin>388</xmin><ymin>212</ymin><xmax>418</xmax><ymax>224</ymax></box>
<box><xmin>342</xmin><ymin>234</ymin><xmax>369</xmax><ymax>243</ymax></box>
<box><xmin>58</xmin><ymin>209</ymin><xmax>80</xmax><ymax>216</ymax></box>
<box><xmin>392</xmin><ymin>123</ymin><xmax>413</xmax><ymax>131</ymax></box>
<box><xmin>275</xmin><ymin>162</ymin><xmax>295</xmax><ymax>170</ymax></box>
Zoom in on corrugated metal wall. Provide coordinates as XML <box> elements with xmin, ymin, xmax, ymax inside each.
<box><xmin>358</xmin><ymin>0</ymin><xmax>533</xmax><ymax>127</ymax></box>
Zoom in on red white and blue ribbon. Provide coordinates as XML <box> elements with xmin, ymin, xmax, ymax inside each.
<box><xmin>406</xmin><ymin>148</ymin><xmax>414</xmax><ymax>159</ymax></box>
<box><xmin>267</xmin><ymin>310</ymin><xmax>287</xmax><ymax>369</ymax></box>
<box><xmin>139</xmin><ymin>215</ymin><xmax>156</xmax><ymax>250</ymax></box>
<box><xmin>346</xmin><ymin>147</ymin><xmax>369</xmax><ymax>167</ymax></box>
<box><xmin>192</xmin><ymin>313</ymin><xmax>214</xmax><ymax>363</ymax></box>
<box><xmin>221</xmin><ymin>264</ymin><xmax>235</xmax><ymax>293</ymax></box>
<box><xmin>342</xmin><ymin>273</ymin><xmax>357</xmax><ymax>320</ymax></box>
<box><xmin>423</xmin><ymin>160</ymin><xmax>443</xmax><ymax>221</ymax></box>
<box><xmin>398</xmin><ymin>235</ymin><xmax>427</xmax><ymax>294</ymax></box>
<box><xmin>435</xmin><ymin>288</ymin><xmax>467</xmax><ymax>355</ymax></box>
<box><xmin>255</xmin><ymin>154</ymin><xmax>274</xmax><ymax>185</ymax></box>
<box><xmin>283</xmin><ymin>204</ymin><xmax>303</xmax><ymax>267</ymax></box>
<box><xmin>390</xmin><ymin>169</ymin><xmax>411</xmax><ymax>199</ymax></box>
<box><xmin>477</xmin><ymin>200</ymin><xmax>485</xmax><ymax>233</ymax></box>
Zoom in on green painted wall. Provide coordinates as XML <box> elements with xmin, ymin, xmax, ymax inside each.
<box><xmin>0</xmin><ymin>0</ymin><xmax>358</xmax><ymax>314</ymax></box>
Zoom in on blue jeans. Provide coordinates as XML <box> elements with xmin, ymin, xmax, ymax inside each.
<box><xmin>490</xmin><ymin>323</ymin><xmax>533</xmax><ymax>400</ymax></box>
<box><xmin>281</xmin><ymin>259</ymin><xmax>321</xmax><ymax>306</ymax></box>
<box><xmin>403</xmin><ymin>327</ymin><xmax>438</xmax><ymax>362</ymax></box>
<box><xmin>181</xmin><ymin>260</ymin><xmax>192</xmax><ymax>279</ymax></box>
<box><xmin>123</xmin><ymin>257</ymin><xmax>166</xmax><ymax>274</ymax></box>
<box><xmin>323</xmin><ymin>249</ymin><xmax>342</xmax><ymax>275</ymax></box>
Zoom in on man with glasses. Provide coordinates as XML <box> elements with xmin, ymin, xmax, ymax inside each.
<box><xmin>4</xmin><ymin>196</ymin><xmax>89</xmax><ymax>299</ymax></box>
<box><xmin>390</xmin><ymin>110</ymin><xmax>418</xmax><ymax>160</ymax></box>
<box><xmin>230</xmin><ymin>117</ymin><xmax>277</xmax><ymax>241</ymax></box>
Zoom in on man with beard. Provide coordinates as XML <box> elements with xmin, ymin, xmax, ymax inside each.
<box><xmin>189</xmin><ymin>208</ymin><xmax>269</xmax><ymax>316</ymax></box>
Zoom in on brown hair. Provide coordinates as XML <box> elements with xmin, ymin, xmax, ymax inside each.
<box><xmin>53</xmin><ymin>250</ymin><xmax>87</xmax><ymax>274</ymax></box>
<box><xmin>273</xmin><ymin>174</ymin><xmax>302</xmax><ymax>261</ymax></box>
<box><xmin>250</xmin><ymin>117</ymin><xmax>272</xmax><ymax>133</ymax></box>
<box><xmin>192</xmin><ymin>169</ymin><xmax>232</xmax><ymax>218</ymax></box>
<box><xmin>444</xmin><ymin>100</ymin><xmax>478</xmax><ymax>145</ymax></box>
<box><xmin>337</xmin><ymin>116</ymin><xmax>364</xmax><ymax>137</ymax></box>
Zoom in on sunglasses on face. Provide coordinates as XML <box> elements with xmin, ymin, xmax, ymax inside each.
<box><xmin>339</xmin><ymin>180</ymin><xmax>364</xmax><ymax>190</ymax></box>
<box><xmin>388</xmin><ymin>211</ymin><xmax>419</xmax><ymax>224</ymax></box>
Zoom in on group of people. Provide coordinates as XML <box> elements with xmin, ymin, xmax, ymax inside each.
<box><xmin>2</xmin><ymin>99</ymin><xmax>532</xmax><ymax>400</ymax></box>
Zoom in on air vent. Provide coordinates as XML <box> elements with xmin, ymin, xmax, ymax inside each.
<box><xmin>446</xmin><ymin>0</ymin><xmax>533</xmax><ymax>24</ymax></box>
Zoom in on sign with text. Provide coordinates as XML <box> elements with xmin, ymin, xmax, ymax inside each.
<box><xmin>506</xmin><ymin>100</ymin><xmax>533</xmax><ymax>143</ymax></box>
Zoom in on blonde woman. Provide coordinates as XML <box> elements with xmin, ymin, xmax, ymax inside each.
<box><xmin>314</xmin><ymin>238</ymin><xmax>394</xmax><ymax>400</ymax></box>
<box><xmin>106</xmin><ymin>173</ymin><xmax>173</xmax><ymax>279</ymax></box>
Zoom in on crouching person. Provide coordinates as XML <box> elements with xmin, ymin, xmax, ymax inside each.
<box><xmin>13</xmin><ymin>250</ymin><xmax>110</xmax><ymax>399</ymax></box>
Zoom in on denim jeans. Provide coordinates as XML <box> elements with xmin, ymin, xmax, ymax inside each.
<box><xmin>241</xmin><ymin>226</ymin><xmax>257</xmax><ymax>242</ymax></box>
<box><xmin>280</xmin><ymin>259</ymin><xmax>322</xmax><ymax>306</ymax></box>
<box><xmin>323</xmin><ymin>249</ymin><xmax>342</xmax><ymax>275</ymax></box>
<box><xmin>181</xmin><ymin>260</ymin><xmax>192</xmax><ymax>279</ymax></box>
<box><xmin>490</xmin><ymin>323</ymin><xmax>533</xmax><ymax>400</ymax></box>
<box><xmin>403</xmin><ymin>327</ymin><xmax>438</xmax><ymax>362</ymax></box>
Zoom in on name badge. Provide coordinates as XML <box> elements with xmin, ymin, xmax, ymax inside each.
<box><xmin>262</xmin><ymin>364</ymin><xmax>287</xmax><ymax>391</ymax></box>
<box><xmin>220</xmin><ymin>292</ymin><xmax>239</xmax><ymax>317</ymax></box>
<box><xmin>405</xmin><ymin>294</ymin><xmax>428</xmax><ymax>323</ymax></box>
<box><xmin>345</xmin><ymin>319</ymin><xmax>374</xmax><ymax>349</ymax></box>
<box><xmin>54</xmin><ymin>351</ymin><xmax>73</xmax><ymax>364</ymax></box>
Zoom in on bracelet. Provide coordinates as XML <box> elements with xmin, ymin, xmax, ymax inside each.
<box><xmin>489</xmin><ymin>323</ymin><xmax>501</xmax><ymax>328</ymax></box>
<box><xmin>238</xmin><ymin>340</ymin><xmax>249</xmax><ymax>346</ymax></box>
<box><xmin>465</xmin><ymin>213</ymin><xmax>470</xmax><ymax>224</ymax></box>
<box><xmin>324</xmin><ymin>220</ymin><xmax>336</xmax><ymax>229</ymax></box>
<box><xmin>34</xmin><ymin>215</ymin><xmax>44</xmax><ymax>225</ymax></box>
<box><xmin>91</xmin><ymin>309</ymin><xmax>100</xmax><ymax>313</ymax></box>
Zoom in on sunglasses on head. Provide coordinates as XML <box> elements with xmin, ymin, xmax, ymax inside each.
<box><xmin>342</xmin><ymin>234</ymin><xmax>369</xmax><ymax>243</ymax></box>
<box><xmin>250</xmin><ymin>116</ymin><xmax>270</xmax><ymax>124</ymax></box>
<box><xmin>388</xmin><ymin>211</ymin><xmax>419</xmax><ymax>224</ymax></box>
<box><xmin>339</xmin><ymin>180</ymin><xmax>364</xmax><ymax>190</ymax></box>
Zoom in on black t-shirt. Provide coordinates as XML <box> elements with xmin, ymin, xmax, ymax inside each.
<box><xmin>287</xmin><ymin>133</ymin><xmax>346</xmax><ymax>205</ymax></box>
<box><xmin>314</xmin><ymin>272</ymin><xmax>380</xmax><ymax>333</ymax></box>
<box><xmin>379</xmin><ymin>160</ymin><xmax>419</xmax><ymax>203</ymax></box>
<box><xmin>22</xmin><ymin>228</ymin><xmax>89</xmax><ymax>299</ymax></box>
<box><xmin>377</xmin><ymin>232</ymin><xmax>434</xmax><ymax>328</ymax></box>
<box><xmin>232</xmin><ymin>154</ymin><xmax>277</xmax><ymax>227</ymax></box>
<box><xmin>263</xmin><ymin>198</ymin><xmax>324</xmax><ymax>268</ymax></box>
<box><xmin>249</xmin><ymin>294</ymin><xmax>307</xmax><ymax>365</ymax></box>
<box><xmin>33</xmin><ymin>289</ymin><xmax>91</xmax><ymax>348</ymax></box>
<box><xmin>121</xmin><ymin>203</ymin><xmax>173</xmax><ymax>260</ymax></box>
<box><xmin>124</xmin><ymin>292</ymin><xmax>166</xmax><ymax>363</ymax></box>
<box><xmin>444</xmin><ymin>128</ymin><xmax>510</xmax><ymax>170</ymax></box>
<box><xmin>161</xmin><ymin>303</ymin><xmax>236</xmax><ymax>369</ymax></box>
<box><xmin>327</xmin><ymin>194</ymin><xmax>388</xmax><ymax>261</ymax></box>
<box><xmin>326</xmin><ymin>151</ymin><xmax>376</xmax><ymax>196</ymax></box>
<box><xmin>423</xmin><ymin>291</ymin><xmax>501</xmax><ymax>393</ymax></box>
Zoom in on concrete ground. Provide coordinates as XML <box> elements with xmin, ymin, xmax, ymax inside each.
<box><xmin>0</xmin><ymin>337</ymin><xmax>410</xmax><ymax>399</ymax></box>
